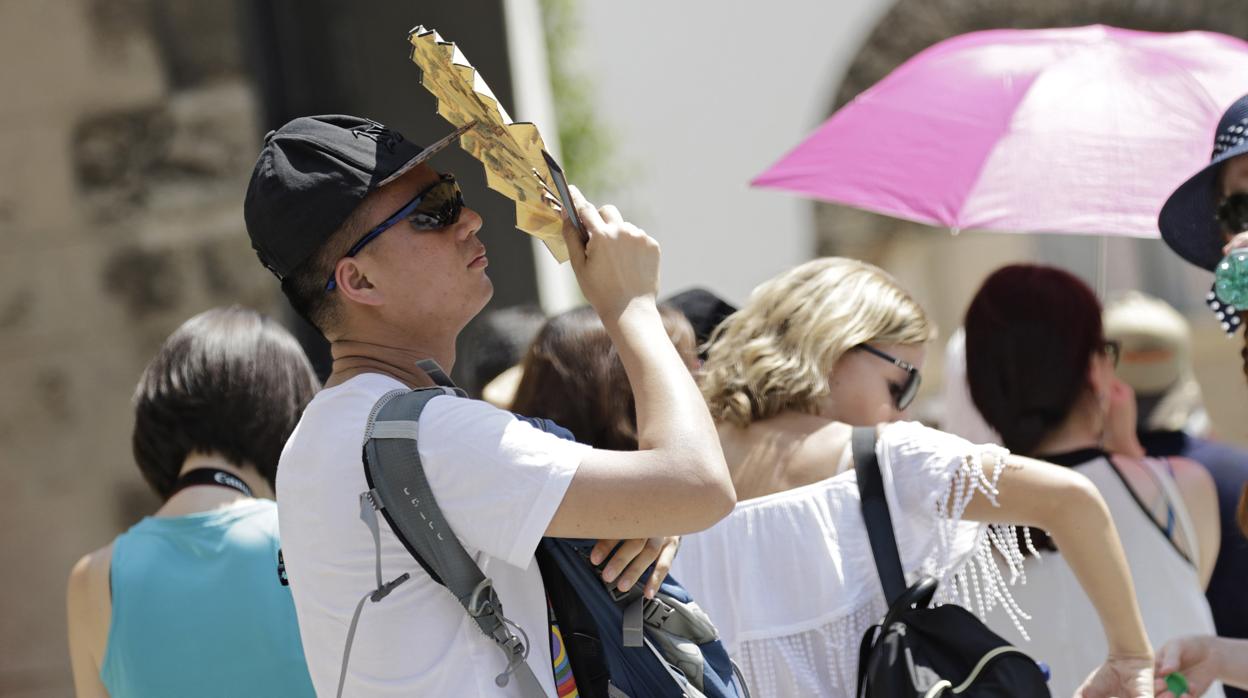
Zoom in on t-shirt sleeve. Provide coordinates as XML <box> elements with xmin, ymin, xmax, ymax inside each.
<box><xmin>417</xmin><ymin>396</ymin><xmax>590</xmax><ymax>569</ymax></box>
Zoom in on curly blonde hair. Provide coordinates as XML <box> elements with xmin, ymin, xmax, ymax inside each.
<box><xmin>701</xmin><ymin>257</ymin><xmax>935</xmax><ymax>427</ymax></box>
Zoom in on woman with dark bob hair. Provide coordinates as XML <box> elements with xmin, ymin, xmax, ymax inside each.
<box><xmin>964</xmin><ymin>264</ymin><xmax>1223</xmax><ymax>698</ymax></box>
<box><xmin>67</xmin><ymin>307</ymin><xmax>319</xmax><ymax>697</ymax></box>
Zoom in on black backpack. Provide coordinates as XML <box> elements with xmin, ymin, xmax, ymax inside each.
<box><xmin>851</xmin><ymin>427</ymin><xmax>1051</xmax><ymax>698</ymax></box>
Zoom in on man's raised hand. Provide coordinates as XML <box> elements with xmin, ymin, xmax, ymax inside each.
<box><xmin>560</xmin><ymin>186</ymin><xmax>661</xmax><ymax>324</ymax></box>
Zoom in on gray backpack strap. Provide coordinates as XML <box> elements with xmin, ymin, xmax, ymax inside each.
<box><xmin>336</xmin><ymin>376</ymin><xmax>547</xmax><ymax>698</ymax></box>
<box><xmin>416</xmin><ymin>358</ymin><xmax>457</xmax><ymax>389</ymax></box>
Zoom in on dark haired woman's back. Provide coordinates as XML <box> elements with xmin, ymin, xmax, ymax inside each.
<box><xmin>66</xmin><ymin>307</ymin><xmax>318</xmax><ymax>697</ymax></box>
<box><xmin>85</xmin><ymin>496</ymin><xmax>313</xmax><ymax>695</ymax></box>
<box><xmin>978</xmin><ymin>447</ymin><xmax>1221</xmax><ymax>698</ymax></box>
<box><xmin>963</xmin><ymin>263</ymin><xmax>1222</xmax><ymax>697</ymax></box>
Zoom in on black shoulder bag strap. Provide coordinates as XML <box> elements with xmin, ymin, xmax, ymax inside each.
<box><xmin>852</xmin><ymin>426</ymin><xmax>908</xmax><ymax>605</ymax></box>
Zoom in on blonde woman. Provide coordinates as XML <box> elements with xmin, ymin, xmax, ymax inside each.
<box><xmin>671</xmin><ymin>258</ymin><xmax>1153</xmax><ymax>698</ymax></box>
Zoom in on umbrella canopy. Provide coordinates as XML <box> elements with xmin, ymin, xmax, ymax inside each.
<box><xmin>753</xmin><ymin>25</ymin><xmax>1248</xmax><ymax>237</ymax></box>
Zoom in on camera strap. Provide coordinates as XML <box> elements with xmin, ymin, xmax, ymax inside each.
<box><xmin>169</xmin><ymin>468</ymin><xmax>254</xmax><ymax>498</ymax></box>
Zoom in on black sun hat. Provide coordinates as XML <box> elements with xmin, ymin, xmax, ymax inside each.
<box><xmin>244</xmin><ymin>115</ymin><xmax>470</xmax><ymax>280</ymax></box>
<box><xmin>1159</xmin><ymin>94</ymin><xmax>1248</xmax><ymax>271</ymax></box>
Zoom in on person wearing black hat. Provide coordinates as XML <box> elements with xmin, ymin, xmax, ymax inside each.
<box><xmin>1153</xmin><ymin>94</ymin><xmax>1248</xmax><ymax>698</ymax></box>
<box><xmin>1160</xmin><ymin>93</ymin><xmax>1248</xmax><ymax>270</ymax></box>
<box><xmin>1160</xmin><ymin>94</ymin><xmax>1248</xmax><ymax>341</ymax></box>
<box><xmin>243</xmin><ymin>115</ymin><xmax>733</xmax><ymax>697</ymax></box>
<box><xmin>662</xmin><ymin>287</ymin><xmax>738</xmax><ymax>361</ymax></box>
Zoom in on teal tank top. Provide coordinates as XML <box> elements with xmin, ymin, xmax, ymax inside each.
<box><xmin>100</xmin><ymin>499</ymin><xmax>315</xmax><ymax>697</ymax></box>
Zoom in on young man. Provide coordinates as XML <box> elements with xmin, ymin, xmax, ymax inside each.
<box><xmin>244</xmin><ymin>115</ymin><xmax>735</xmax><ymax>696</ymax></box>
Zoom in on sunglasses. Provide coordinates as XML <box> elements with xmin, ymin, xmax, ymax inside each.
<box><xmin>1216</xmin><ymin>193</ymin><xmax>1248</xmax><ymax>236</ymax></box>
<box><xmin>1102</xmin><ymin>339</ymin><xmax>1121</xmax><ymax>368</ymax></box>
<box><xmin>858</xmin><ymin>344</ymin><xmax>922</xmax><ymax>411</ymax></box>
<box><xmin>326</xmin><ymin>174</ymin><xmax>465</xmax><ymax>291</ymax></box>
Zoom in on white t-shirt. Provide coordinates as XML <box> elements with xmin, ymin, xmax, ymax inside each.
<box><xmin>277</xmin><ymin>373</ymin><xmax>588</xmax><ymax>697</ymax></box>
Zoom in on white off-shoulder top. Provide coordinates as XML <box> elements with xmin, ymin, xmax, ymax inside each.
<box><xmin>672</xmin><ymin>421</ymin><xmax>1031</xmax><ymax>698</ymax></box>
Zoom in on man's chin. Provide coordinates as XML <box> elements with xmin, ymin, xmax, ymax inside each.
<box><xmin>471</xmin><ymin>276</ymin><xmax>495</xmax><ymax>314</ymax></box>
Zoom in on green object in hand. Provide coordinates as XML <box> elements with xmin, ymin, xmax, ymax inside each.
<box><xmin>1165</xmin><ymin>671</ymin><xmax>1189</xmax><ymax>696</ymax></box>
<box><xmin>1214</xmin><ymin>251</ymin><xmax>1248</xmax><ymax>308</ymax></box>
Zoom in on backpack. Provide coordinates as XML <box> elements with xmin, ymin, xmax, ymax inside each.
<box><xmin>851</xmin><ymin>426</ymin><xmax>1051</xmax><ymax>698</ymax></box>
<box><xmin>336</xmin><ymin>360</ymin><xmax>749</xmax><ymax>698</ymax></box>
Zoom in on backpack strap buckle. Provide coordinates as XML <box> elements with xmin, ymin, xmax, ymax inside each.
<box><xmin>644</xmin><ymin>597</ymin><xmax>675</xmax><ymax>628</ymax></box>
<box><xmin>465</xmin><ymin>577</ymin><xmax>499</xmax><ymax>618</ymax></box>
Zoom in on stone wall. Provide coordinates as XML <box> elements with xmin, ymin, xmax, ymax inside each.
<box><xmin>0</xmin><ymin>1</ymin><xmax>535</xmax><ymax>693</ymax></box>
<box><xmin>0</xmin><ymin>1</ymin><xmax>275</xmax><ymax>694</ymax></box>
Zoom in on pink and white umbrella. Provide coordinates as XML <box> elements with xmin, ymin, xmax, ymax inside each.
<box><xmin>753</xmin><ymin>25</ymin><xmax>1248</xmax><ymax>238</ymax></box>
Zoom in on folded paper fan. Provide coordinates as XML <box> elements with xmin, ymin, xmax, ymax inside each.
<box><xmin>408</xmin><ymin>25</ymin><xmax>568</xmax><ymax>261</ymax></box>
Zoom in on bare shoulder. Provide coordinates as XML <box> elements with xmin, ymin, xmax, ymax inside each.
<box><xmin>730</xmin><ymin>412</ymin><xmax>846</xmax><ymax>461</ymax></box>
<box><xmin>805</xmin><ymin>417</ymin><xmax>852</xmax><ymax>451</ymax></box>
<box><xmin>1166</xmin><ymin>456</ymin><xmax>1217</xmax><ymax>498</ymax></box>
<box><xmin>68</xmin><ymin>543</ymin><xmax>113</xmax><ymax>695</ymax></box>
<box><xmin>69</xmin><ymin>544</ymin><xmax>112</xmax><ymax>592</ymax></box>
<box><xmin>67</xmin><ymin>543</ymin><xmax>113</xmax><ymax>636</ymax></box>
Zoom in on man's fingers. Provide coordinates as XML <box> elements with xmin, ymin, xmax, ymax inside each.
<box><xmin>601</xmin><ymin>538</ymin><xmax>645</xmax><ymax>583</ymax></box>
<box><xmin>599</xmin><ymin>204</ymin><xmax>623</xmax><ymax>225</ymax></box>
<box><xmin>590</xmin><ymin>539</ymin><xmax>619</xmax><ymax>566</ymax></box>
<box><xmin>644</xmin><ymin>539</ymin><xmax>679</xmax><ymax>599</ymax></box>
<box><xmin>615</xmin><ymin>539</ymin><xmax>665</xmax><ymax>593</ymax></box>
<box><xmin>570</xmin><ymin>185</ymin><xmax>607</xmax><ymax>234</ymax></box>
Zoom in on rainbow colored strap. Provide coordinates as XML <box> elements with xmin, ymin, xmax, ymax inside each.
<box><xmin>548</xmin><ymin>597</ymin><xmax>579</xmax><ymax>697</ymax></box>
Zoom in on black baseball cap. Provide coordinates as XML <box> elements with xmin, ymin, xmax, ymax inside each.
<box><xmin>662</xmin><ymin>287</ymin><xmax>738</xmax><ymax>360</ymax></box>
<box><xmin>244</xmin><ymin>114</ymin><xmax>470</xmax><ymax>279</ymax></box>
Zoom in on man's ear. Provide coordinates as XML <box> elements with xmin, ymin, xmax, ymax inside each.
<box><xmin>333</xmin><ymin>257</ymin><xmax>384</xmax><ymax>307</ymax></box>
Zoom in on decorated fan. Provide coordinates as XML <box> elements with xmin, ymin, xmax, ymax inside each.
<box><xmin>407</xmin><ymin>26</ymin><xmax>569</xmax><ymax>261</ymax></box>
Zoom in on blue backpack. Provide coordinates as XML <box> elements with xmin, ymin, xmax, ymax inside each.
<box><xmin>335</xmin><ymin>361</ymin><xmax>749</xmax><ymax>698</ymax></box>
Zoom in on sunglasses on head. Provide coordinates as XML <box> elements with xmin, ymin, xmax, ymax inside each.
<box><xmin>326</xmin><ymin>174</ymin><xmax>465</xmax><ymax>291</ymax></box>
<box><xmin>858</xmin><ymin>344</ymin><xmax>922</xmax><ymax>411</ymax></box>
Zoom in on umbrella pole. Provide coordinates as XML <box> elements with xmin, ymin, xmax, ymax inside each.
<box><xmin>1096</xmin><ymin>235</ymin><xmax>1108</xmax><ymax>300</ymax></box>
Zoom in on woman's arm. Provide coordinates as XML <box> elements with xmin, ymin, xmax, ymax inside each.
<box><xmin>67</xmin><ymin>547</ymin><xmax>111</xmax><ymax>698</ymax></box>
<box><xmin>1168</xmin><ymin>456</ymin><xmax>1221</xmax><ymax>588</ymax></box>
<box><xmin>963</xmin><ymin>452</ymin><xmax>1153</xmax><ymax>697</ymax></box>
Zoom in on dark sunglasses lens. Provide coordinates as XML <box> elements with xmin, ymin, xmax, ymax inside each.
<box><xmin>1217</xmin><ymin>194</ymin><xmax>1248</xmax><ymax>234</ymax></box>
<box><xmin>897</xmin><ymin>371</ymin><xmax>921</xmax><ymax>411</ymax></box>
<box><xmin>408</xmin><ymin>182</ymin><xmax>464</xmax><ymax>229</ymax></box>
<box><xmin>1103</xmin><ymin>341</ymin><xmax>1120</xmax><ymax>367</ymax></box>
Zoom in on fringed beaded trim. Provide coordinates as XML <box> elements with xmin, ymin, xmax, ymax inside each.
<box><xmin>930</xmin><ymin>446</ymin><xmax>1038</xmax><ymax>640</ymax></box>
